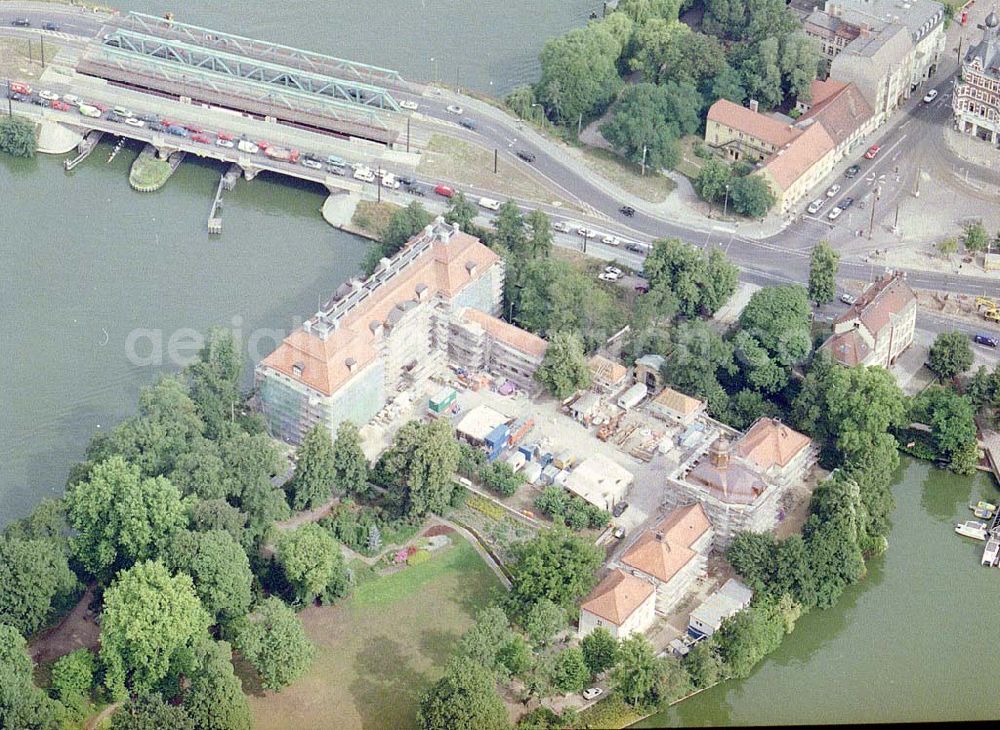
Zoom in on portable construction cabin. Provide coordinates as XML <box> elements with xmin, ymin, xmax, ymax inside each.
<box><xmin>687</xmin><ymin>579</ymin><xmax>753</xmax><ymax>639</ymax></box>
<box><xmin>428</xmin><ymin>387</ymin><xmax>457</xmax><ymax>415</ymax></box>
<box><xmin>617</xmin><ymin>382</ymin><xmax>648</xmax><ymax>410</ymax></box>
<box><xmin>485</xmin><ymin>423</ymin><xmax>511</xmax><ymax>461</ymax></box>
<box><xmin>523</xmin><ymin>461</ymin><xmax>543</xmax><ymax>485</ymax></box>
<box><xmin>505</xmin><ymin>451</ymin><xmax>527</xmax><ymax>472</ymax></box>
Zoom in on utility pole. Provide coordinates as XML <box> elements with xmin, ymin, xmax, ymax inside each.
<box><xmin>583</xmin><ymin>230</ymin><xmax>589</xmax><ymax>254</ymax></box>
<box><xmin>494</xmin><ymin>148</ymin><xmax>498</xmax><ymax>174</ymax></box>
<box><xmin>377</xmin><ymin>175</ymin><xmax>381</xmax><ymax>203</ymax></box>
<box><xmin>40</xmin><ymin>35</ymin><xmax>45</xmax><ymax>67</ymax></box>
<box><xmin>723</xmin><ymin>184</ymin><xmax>730</xmax><ymax>218</ymax></box>
<box><xmin>7</xmin><ymin>80</ymin><xmax>12</xmax><ymax>116</ymax></box>
<box><xmin>577</xmin><ymin>113</ymin><xmax>582</xmax><ymax>138</ymax></box>
<box><xmin>867</xmin><ymin>185</ymin><xmax>880</xmax><ymax>240</ymax></box>
<box><xmin>406</xmin><ymin>117</ymin><xmax>410</xmax><ymax>154</ymax></box>
<box><xmin>913</xmin><ymin>167</ymin><xmax>921</xmax><ymax>197</ymax></box>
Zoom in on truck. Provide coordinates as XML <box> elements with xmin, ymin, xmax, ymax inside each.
<box><xmin>264</xmin><ymin>146</ymin><xmax>300</xmax><ymax>163</ymax></box>
<box><xmin>353</xmin><ymin>166</ymin><xmax>376</xmax><ymax>183</ymax></box>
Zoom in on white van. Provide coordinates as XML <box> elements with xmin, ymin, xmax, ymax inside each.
<box><xmin>237</xmin><ymin>139</ymin><xmax>259</xmax><ymax>154</ymax></box>
<box><xmin>478</xmin><ymin>197</ymin><xmax>501</xmax><ymax>211</ymax></box>
<box><xmin>381</xmin><ymin>173</ymin><xmax>400</xmax><ymax>189</ymax></box>
<box><xmin>353</xmin><ymin>166</ymin><xmax>375</xmax><ymax>183</ymax></box>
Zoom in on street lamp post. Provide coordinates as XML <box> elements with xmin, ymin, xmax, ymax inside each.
<box><xmin>867</xmin><ymin>185</ymin><xmax>881</xmax><ymax>240</ymax></box>
<box><xmin>723</xmin><ymin>184</ymin><xmax>731</xmax><ymax>218</ymax></box>
<box><xmin>640</xmin><ymin>145</ymin><xmax>647</xmax><ymax>177</ymax></box>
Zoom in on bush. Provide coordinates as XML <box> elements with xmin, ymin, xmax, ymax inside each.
<box><xmin>535</xmin><ymin>487</ymin><xmax>609</xmax><ymax>531</ymax></box>
<box><xmin>574</xmin><ymin>693</ymin><xmax>644</xmax><ymax>729</ymax></box>
<box><xmin>693</xmin><ymin>143</ymin><xmax>714</xmax><ymax>160</ymax></box>
<box><xmin>467</xmin><ymin>495</ymin><xmax>505</xmax><ymax>521</ymax></box>
<box><xmin>0</xmin><ymin>115</ymin><xmax>36</xmax><ymax>158</ymax></box>
<box><xmin>480</xmin><ymin>462</ymin><xmax>524</xmax><ymax>498</ymax></box>
<box><xmin>407</xmin><ymin>549</ymin><xmax>432</xmax><ymax>566</ymax></box>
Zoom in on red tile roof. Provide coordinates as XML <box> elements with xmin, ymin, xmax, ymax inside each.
<box><xmin>580</xmin><ymin>569</ymin><xmax>655</xmax><ymax>626</ymax></box>
<box><xmin>801</xmin><ymin>82</ymin><xmax>874</xmax><ymax>148</ymax></box>
<box><xmin>707</xmin><ymin>99</ymin><xmax>800</xmax><ymax>148</ymax></box>
<box><xmin>621</xmin><ymin>504</ymin><xmax>712</xmax><ymax>583</ymax></box>
<box><xmin>736</xmin><ymin>418</ymin><xmax>811</xmax><ymax>471</ymax></box>
<box><xmin>763</xmin><ymin>121</ymin><xmax>836</xmax><ymax>191</ymax></box>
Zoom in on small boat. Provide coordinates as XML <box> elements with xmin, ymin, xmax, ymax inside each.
<box><xmin>982</xmin><ymin>538</ymin><xmax>1000</xmax><ymax>567</ymax></box>
<box><xmin>955</xmin><ymin>520</ymin><xmax>989</xmax><ymax>541</ymax></box>
<box><xmin>969</xmin><ymin>500</ymin><xmax>997</xmax><ymax>519</ymax></box>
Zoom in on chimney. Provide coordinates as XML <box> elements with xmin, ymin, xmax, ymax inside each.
<box><xmin>655</xmin><ymin>531</ymin><xmax>665</xmax><ymax>542</ymax></box>
<box><xmin>415</xmin><ymin>283</ymin><xmax>429</xmax><ymax>301</ymax></box>
<box><xmin>749</xmin><ymin>99</ymin><xmax>759</xmax><ymax>113</ymax></box>
<box><xmin>368</xmin><ymin>320</ymin><xmax>384</xmax><ymax>338</ymax></box>
<box><xmin>345</xmin><ymin>357</ymin><xmax>358</xmax><ymax>373</ymax></box>
<box><xmin>465</xmin><ymin>261</ymin><xmax>478</xmax><ymax>277</ymax></box>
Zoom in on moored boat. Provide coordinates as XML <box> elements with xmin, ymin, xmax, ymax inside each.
<box><xmin>982</xmin><ymin>538</ymin><xmax>1000</xmax><ymax>567</ymax></box>
<box><xmin>955</xmin><ymin>520</ymin><xmax>989</xmax><ymax>541</ymax></box>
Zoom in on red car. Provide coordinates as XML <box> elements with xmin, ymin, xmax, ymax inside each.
<box><xmin>50</xmin><ymin>100</ymin><xmax>70</xmax><ymax>111</ymax></box>
<box><xmin>257</xmin><ymin>140</ymin><xmax>271</xmax><ymax>150</ymax></box>
<box><xmin>434</xmin><ymin>183</ymin><xmax>455</xmax><ymax>198</ymax></box>
<box><xmin>864</xmin><ymin>144</ymin><xmax>880</xmax><ymax>159</ymax></box>
<box><xmin>191</xmin><ymin>133</ymin><xmax>210</xmax><ymax>144</ymax></box>
<box><xmin>216</xmin><ymin>131</ymin><xmax>233</xmax><ymax>141</ymax></box>
<box><xmin>184</xmin><ymin>124</ymin><xmax>202</xmax><ymax>134</ymax></box>
<box><xmin>160</xmin><ymin>118</ymin><xmax>174</xmax><ymax>127</ymax></box>
<box><xmin>91</xmin><ymin>102</ymin><xmax>108</xmax><ymax>112</ymax></box>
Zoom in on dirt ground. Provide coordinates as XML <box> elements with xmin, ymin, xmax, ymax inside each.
<box><xmin>0</xmin><ymin>37</ymin><xmax>62</xmax><ymax>83</ymax></box>
<box><xmin>576</xmin><ymin>146</ymin><xmax>677</xmax><ymax>204</ymax></box>
<box><xmin>29</xmin><ymin>587</ymin><xmax>100</xmax><ymax>666</ymax></box>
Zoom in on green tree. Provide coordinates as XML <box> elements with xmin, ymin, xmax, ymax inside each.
<box><xmin>276</xmin><ymin>523</ymin><xmax>350</xmax><ymax>605</ymax></box>
<box><xmin>99</xmin><ymin>560</ymin><xmax>212</xmax><ymax>700</ymax></box>
<box><xmin>508</xmin><ymin>528</ymin><xmax>603</xmax><ymax>615</ymax></box>
<box><xmin>710</xmin><ymin>64</ymin><xmax>747</xmax><ymax>105</ymax></box>
<box><xmin>165</xmin><ymin>530</ymin><xmax>253</xmax><ymax>624</ymax></box>
<box><xmin>729</xmin><ymin>174</ymin><xmax>776</xmax><ymax>218</ymax></box>
<box><xmin>492</xmin><ymin>201</ymin><xmax>528</xmax><ymax>254</ymax></box>
<box><xmin>3</xmin><ymin>498</ymin><xmax>68</xmax><ymax>543</ymax></box>
<box><xmin>602</xmin><ymin>82</ymin><xmax>701</xmax><ymax>171</ymax></box>
<box><xmin>480</xmin><ymin>461</ymin><xmax>525</xmax><ymax>498</ymax></box>
<box><xmin>184</xmin><ymin>639</ymin><xmax>252</xmax><ymax>730</ymax></box>
<box><xmin>381</xmin><ymin>201</ymin><xmax>433</xmax><ymax>258</ymax></box>
<box><xmin>740</xmin><ymin>36</ymin><xmax>783</xmax><ymax>109</ymax></box>
<box><xmin>332</xmin><ymin>420</ymin><xmax>370</xmax><ymax>496</ymax></box>
<box><xmin>523</xmin><ymin>598</ymin><xmax>567</xmax><ymax>647</ymax></box>
<box><xmin>536</xmin><ymin>22</ymin><xmax>625</xmax><ymax>124</ymax></box>
<box><xmin>497</xmin><ymin>635</ymin><xmax>534</xmax><ymax>679</ymax></box>
<box><xmin>927</xmin><ymin>331</ymin><xmax>974</xmax><ymax>380</ymax></box>
<box><xmin>50</xmin><ymin>649</ymin><xmax>96</xmax><ymax>709</ymax></box>
<box><xmin>66</xmin><ymin>455</ymin><xmax>186</xmax><ymax>580</ymax></box>
<box><xmin>188</xmin><ymin>499</ymin><xmax>250</xmax><ymax>549</ymax></box>
<box><xmin>961</xmin><ymin>221</ymin><xmax>990</xmax><ymax>252</ymax></box>
<box><xmin>110</xmin><ymin>693</ymin><xmax>194</xmax><ymax>730</ymax></box>
<box><xmin>714</xmin><ymin>598</ymin><xmax>788</xmax><ymax>679</ymax></box>
<box><xmin>662</xmin><ymin>319</ymin><xmax>737</xmax><ymax>416</ymax></box>
<box><xmin>0</xmin><ymin>624</ymin><xmax>62</xmax><ymax>730</ymax></box>
<box><xmin>288</xmin><ymin>424</ymin><xmax>337</xmax><ymax>510</ymax></box>
<box><xmin>581</xmin><ymin>626</ymin><xmax>618</xmax><ymax>676</ymax></box>
<box><xmin>445</xmin><ymin>192</ymin><xmax>480</xmax><ymax>232</ymax></box>
<box><xmin>524</xmin><ymin>209</ymin><xmax>554</xmax><ymax>260</ymax></box>
<box><xmin>0</xmin><ymin>535</ymin><xmax>78</xmax><ymax>636</ymax></box>
<box><xmin>808</xmin><ymin>241</ymin><xmax>840</xmax><ymax>305</ymax></box>
<box><xmin>186</xmin><ymin>329</ymin><xmax>243</xmax><ymax>440</ymax></box>
<box><xmin>0</xmin><ymin>115</ymin><xmax>36</xmax><ymax>157</ymax></box>
<box><xmin>803</xmin><ymin>475</ymin><xmax>867</xmax><ymax>607</ymax></box>
<box><xmin>534</xmin><ymin>331</ymin><xmax>591</xmax><ymax>399</ymax></box>
<box><xmin>458</xmin><ymin>606</ymin><xmax>519</xmax><ymax>681</ymax></box>
<box><xmin>643</xmin><ymin>237</ymin><xmax>737</xmax><ymax>317</ymax></box>
<box><xmin>630</xmin><ymin>20</ymin><xmax>725</xmax><ymax>86</ymax></box>
<box><xmin>232</xmin><ymin>597</ymin><xmax>315</xmax><ymax>691</ymax></box>
<box><xmin>726</xmin><ymin>532</ymin><xmax>778</xmax><ymax>594</ymax></box>
<box><xmin>169</xmin><ymin>437</ymin><xmax>226</xmax><ymax>500</ymax></box>
<box><xmin>726</xmin><ymin>388</ymin><xmax>780</xmax><ymax>431</ymax></box>
<box><xmin>550</xmin><ymin>647</ymin><xmax>589</xmax><ymax>693</ymax></box>
<box><xmin>378</xmin><ymin>419</ymin><xmax>461</xmax><ymax>518</ymax></box>
<box><xmin>219</xmin><ymin>431</ymin><xmax>286</xmax><ymax>501</ymax></box>
<box><xmin>695</xmin><ymin>158</ymin><xmax>733</xmax><ymax>208</ymax></box>
<box><xmin>736</xmin><ymin>284</ymin><xmax>812</xmax><ymax>392</ymax></box>
<box><xmin>911</xmin><ymin>386</ymin><xmax>979</xmax><ymax>475</ymax></box>
<box><xmin>610</xmin><ymin>634</ymin><xmax>660</xmax><ymax>708</ymax></box>
<box><xmin>617</xmin><ymin>0</ymin><xmax>682</xmax><ymax>23</ymax></box>
<box><xmin>505</xmin><ymin>85</ymin><xmax>538</xmax><ymax>120</ymax></box>
<box><xmin>683</xmin><ymin>640</ymin><xmax>725</xmax><ymax>689</ymax></box>
<box><xmin>779</xmin><ymin>32</ymin><xmax>820</xmax><ymax>102</ymax></box>
<box><xmin>964</xmin><ymin>365</ymin><xmax>997</xmax><ymax>411</ymax></box>
<box><xmin>417</xmin><ymin>656</ymin><xmax>510</xmax><ymax>730</ymax></box>
<box><xmin>937</xmin><ymin>236</ymin><xmax>959</xmax><ymax>257</ymax></box>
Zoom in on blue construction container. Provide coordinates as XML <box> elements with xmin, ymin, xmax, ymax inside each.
<box><xmin>485</xmin><ymin>424</ymin><xmax>510</xmax><ymax>462</ymax></box>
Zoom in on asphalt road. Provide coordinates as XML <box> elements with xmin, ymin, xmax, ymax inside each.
<box><xmin>2</xmin><ymin>2</ymin><xmax>999</xmax><ymax>308</ymax></box>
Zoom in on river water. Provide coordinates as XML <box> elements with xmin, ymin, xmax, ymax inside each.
<box><xmin>637</xmin><ymin>458</ymin><xmax>1000</xmax><ymax>726</ymax></box>
<box><xmin>3</xmin><ymin>2</ymin><xmax>999</xmax><ymax>726</ymax></box>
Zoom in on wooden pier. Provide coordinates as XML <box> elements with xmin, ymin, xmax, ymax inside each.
<box><xmin>63</xmin><ymin>130</ymin><xmax>104</xmax><ymax>171</ymax></box>
<box><xmin>207</xmin><ymin>163</ymin><xmax>241</xmax><ymax>235</ymax></box>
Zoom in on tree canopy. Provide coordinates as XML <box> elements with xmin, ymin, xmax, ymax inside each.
<box><xmin>164</xmin><ymin>529</ymin><xmax>253</xmax><ymax>624</ymax></box>
<box><xmin>926</xmin><ymin>331</ymin><xmax>974</xmax><ymax>381</ymax></box>
<box><xmin>808</xmin><ymin>241</ymin><xmax>840</xmax><ymax>306</ymax></box>
<box><xmin>232</xmin><ymin>597</ymin><xmax>315</xmax><ymax>691</ymax></box>
<box><xmin>288</xmin><ymin>425</ymin><xmax>337</xmax><ymax>510</ymax></box>
<box><xmin>643</xmin><ymin>238</ymin><xmax>738</xmax><ymax>317</ymax></box>
<box><xmin>417</xmin><ymin>656</ymin><xmax>510</xmax><ymax>730</ymax></box>
<box><xmin>276</xmin><ymin>523</ymin><xmax>351</xmax><ymax>605</ymax></box>
<box><xmin>0</xmin><ymin>534</ymin><xmax>78</xmax><ymax>636</ymax></box>
<box><xmin>0</xmin><ymin>115</ymin><xmax>37</xmax><ymax>158</ymax></box>
<box><xmin>534</xmin><ymin>331</ymin><xmax>591</xmax><ymax>399</ymax></box>
<box><xmin>0</xmin><ymin>624</ymin><xmax>62</xmax><ymax>730</ymax></box>
<box><xmin>376</xmin><ymin>419</ymin><xmax>461</xmax><ymax>518</ymax></box>
<box><xmin>99</xmin><ymin>560</ymin><xmax>212</xmax><ymax>700</ymax></box>
<box><xmin>332</xmin><ymin>420</ymin><xmax>370</xmax><ymax>496</ymax></box>
<box><xmin>508</xmin><ymin>528</ymin><xmax>603</xmax><ymax>615</ymax></box>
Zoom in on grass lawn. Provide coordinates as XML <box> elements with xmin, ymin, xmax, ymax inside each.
<box><xmin>350</xmin><ymin>199</ymin><xmax>401</xmax><ymax>239</ymax></box>
<box><xmin>128</xmin><ymin>156</ymin><xmax>171</xmax><ymax>189</ymax></box>
<box><xmin>420</xmin><ymin>134</ymin><xmax>577</xmax><ymax>208</ymax></box>
<box><xmin>246</xmin><ymin>536</ymin><xmax>502</xmax><ymax>730</ymax></box>
<box><xmin>0</xmin><ymin>37</ymin><xmax>62</xmax><ymax>82</ymax></box>
<box><xmin>578</xmin><ymin>146</ymin><xmax>676</xmax><ymax>204</ymax></box>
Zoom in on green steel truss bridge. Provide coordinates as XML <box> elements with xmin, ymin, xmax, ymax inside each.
<box><xmin>76</xmin><ymin>12</ymin><xmax>409</xmax><ymax>143</ymax></box>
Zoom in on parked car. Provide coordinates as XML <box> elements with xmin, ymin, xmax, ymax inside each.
<box><xmin>807</xmin><ymin>198</ymin><xmax>825</xmax><ymax>214</ymax></box>
<box><xmin>839</xmin><ymin>196</ymin><xmax>855</xmax><ymax>210</ymax></box>
<box><xmin>398</xmin><ymin>99</ymin><xmax>419</xmax><ymax>110</ymax></box>
<box><xmin>302</xmin><ymin>158</ymin><xmax>323</xmax><ymax>170</ymax></box>
<box><xmin>124</xmin><ymin>117</ymin><xmax>145</xmax><ymax>128</ymax></box>
<box><xmin>434</xmin><ymin>183</ymin><xmax>455</xmax><ymax>198</ymax></box>
<box><xmin>553</xmin><ymin>220</ymin><xmax>572</xmax><ymax>233</ymax></box>
<box><xmin>840</xmin><ymin>293</ymin><xmax>857</xmax><ymax>305</ymax></box>
<box><xmin>326</xmin><ymin>164</ymin><xmax>346</xmax><ymax>176</ymax></box>
<box><xmin>576</xmin><ymin>227</ymin><xmax>598</xmax><ymax>238</ymax></box>
<box><xmin>191</xmin><ymin>133</ymin><xmax>211</xmax><ymax>144</ymax></box>
<box><xmin>516</xmin><ymin>149</ymin><xmax>536</xmax><ymax>163</ymax></box>
<box><xmin>612</xmin><ymin>502</ymin><xmax>629</xmax><ymax>518</ymax></box>
<box><xmin>620</xmin><ymin>205</ymin><xmax>635</xmax><ymax>217</ymax></box>
<box><xmin>445</xmin><ymin>104</ymin><xmax>464</xmax><ymax>114</ymax></box>
<box><xmin>827</xmin><ymin>206</ymin><xmax>844</xmax><ymax>221</ymax></box>
<box><xmin>237</xmin><ymin>139</ymin><xmax>259</xmax><ymax>154</ymax></box>
<box><xmin>38</xmin><ymin>90</ymin><xmax>59</xmax><ymax>101</ymax></box>
<box><xmin>409</xmin><ymin>187</ymin><xmax>426</xmax><ymax>196</ymax></box>
<box><xmin>974</xmin><ymin>334</ymin><xmax>999</xmax><ymax>348</ymax></box>
<box><xmin>78</xmin><ymin>104</ymin><xmax>101</xmax><ymax>118</ymax></box>
<box><xmin>215</xmin><ymin>138</ymin><xmax>235</xmax><ymax>148</ymax></box>
<box><xmin>459</xmin><ymin>117</ymin><xmax>476</xmax><ymax>130</ymax></box>
<box><xmin>598</xmin><ymin>271</ymin><xmax>619</xmax><ymax>282</ymax></box>
<box><xmin>582</xmin><ymin>688</ymin><xmax>604</xmax><ymax>702</ymax></box>
<box><xmin>826</xmin><ymin>184</ymin><xmax>841</xmax><ymax>198</ymax></box>
<box><xmin>602</xmin><ymin>235</ymin><xmax>622</xmax><ymax>246</ymax></box>
<box><xmin>397</xmin><ymin>174</ymin><xmax>415</xmax><ymax>186</ymax></box>
<box><xmin>612</xmin><ymin>526</ymin><xmax>626</xmax><ymax>540</ymax></box>
<box><xmin>923</xmin><ymin>89</ymin><xmax>938</xmax><ymax>103</ymax></box>
<box><xmin>50</xmin><ymin>100</ymin><xmax>71</xmax><ymax>112</ymax></box>
<box><xmin>605</xmin><ymin>265</ymin><xmax>623</xmax><ymax>277</ymax></box>
<box><xmin>139</xmin><ymin>113</ymin><xmax>160</xmax><ymax>124</ymax></box>
<box><xmin>42</xmin><ymin>22</ymin><xmax>59</xmax><ymax>31</ymax></box>
<box><xmin>864</xmin><ymin>144</ymin><xmax>881</xmax><ymax>159</ymax></box>
<box><xmin>845</xmin><ymin>164</ymin><xmax>861</xmax><ymax>178</ymax></box>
